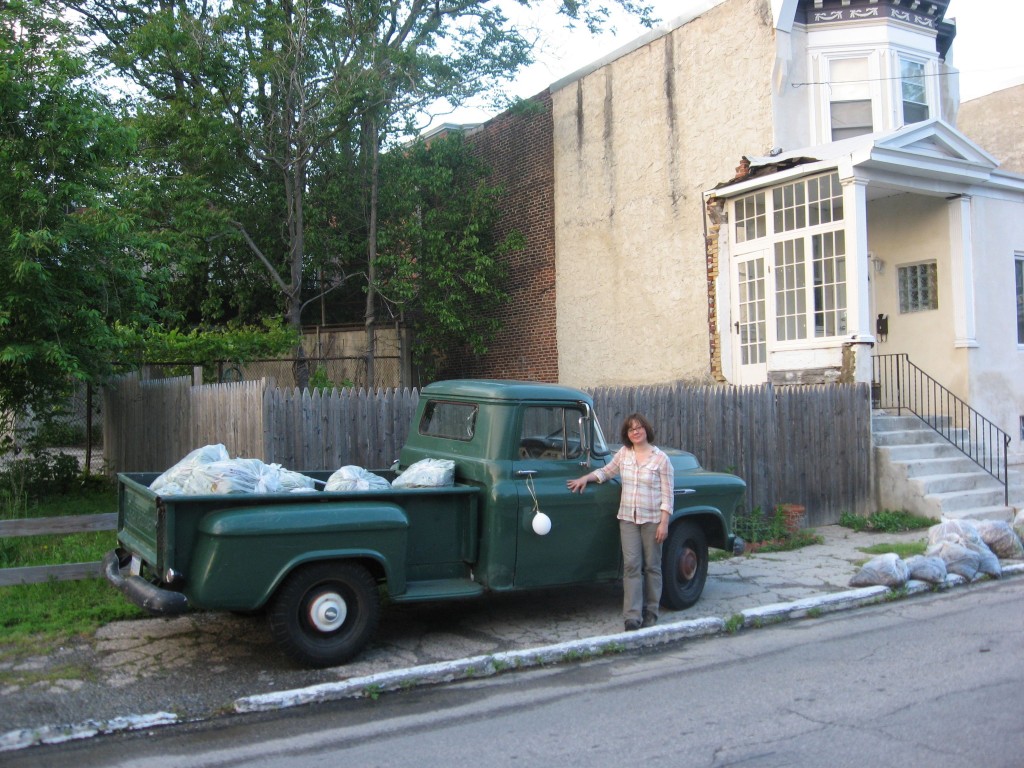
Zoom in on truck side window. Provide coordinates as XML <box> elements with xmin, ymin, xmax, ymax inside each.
<box><xmin>419</xmin><ymin>401</ymin><xmax>477</xmax><ymax>441</ymax></box>
<box><xmin>519</xmin><ymin>406</ymin><xmax>584</xmax><ymax>460</ymax></box>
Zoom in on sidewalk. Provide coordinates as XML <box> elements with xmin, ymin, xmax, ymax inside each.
<box><xmin>2</xmin><ymin>524</ymin><xmax>1020</xmax><ymax>751</ymax></box>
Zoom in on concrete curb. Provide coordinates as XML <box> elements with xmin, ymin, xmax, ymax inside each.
<box><xmin>3</xmin><ymin>562</ymin><xmax>1022</xmax><ymax>753</ymax></box>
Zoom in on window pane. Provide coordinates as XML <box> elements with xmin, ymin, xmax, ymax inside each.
<box><xmin>901</xmin><ymin>58</ymin><xmax>929</xmax><ymax>125</ymax></box>
<box><xmin>830</xmin><ymin>57</ymin><xmax>872</xmax><ymax>140</ymax></box>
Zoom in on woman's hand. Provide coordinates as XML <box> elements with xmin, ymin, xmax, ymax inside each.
<box><xmin>655</xmin><ymin>516</ymin><xmax>669</xmax><ymax>543</ymax></box>
<box><xmin>567</xmin><ymin>476</ymin><xmax>589</xmax><ymax>493</ymax></box>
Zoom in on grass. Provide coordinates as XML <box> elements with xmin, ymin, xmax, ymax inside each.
<box><xmin>858</xmin><ymin>541</ymin><xmax>927</xmax><ymax>559</ymax></box>
<box><xmin>838</xmin><ymin>509</ymin><xmax>936</xmax><ymax>533</ymax></box>
<box><xmin>0</xmin><ymin>476</ymin><xmax>146</xmax><ymax>644</ymax></box>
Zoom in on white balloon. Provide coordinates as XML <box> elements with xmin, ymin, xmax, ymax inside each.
<box><xmin>532</xmin><ymin>511</ymin><xmax>552</xmax><ymax>536</ymax></box>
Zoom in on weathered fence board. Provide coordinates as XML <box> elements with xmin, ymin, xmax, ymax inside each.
<box><xmin>0</xmin><ymin>513</ymin><xmax>117</xmax><ymax>537</ymax></box>
<box><xmin>0</xmin><ymin>562</ymin><xmax>104</xmax><ymax>586</ymax></box>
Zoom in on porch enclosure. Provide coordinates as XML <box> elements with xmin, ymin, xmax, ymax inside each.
<box><xmin>872</xmin><ymin>353</ymin><xmax>1011</xmax><ymax>504</ymax></box>
<box><xmin>103</xmin><ymin>374</ymin><xmax>872</xmax><ymax>525</ymax></box>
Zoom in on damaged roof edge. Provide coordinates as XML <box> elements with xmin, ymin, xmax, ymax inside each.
<box><xmin>548</xmin><ymin>0</ymin><xmax>729</xmax><ymax>95</ymax></box>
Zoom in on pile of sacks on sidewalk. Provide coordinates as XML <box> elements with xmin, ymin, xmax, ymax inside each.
<box><xmin>850</xmin><ymin>514</ymin><xmax>1024</xmax><ymax>588</ymax></box>
<box><xmin>147</xmin><ymin>444</ymin><xmax>454</xmax><ymax>495</ymax></box>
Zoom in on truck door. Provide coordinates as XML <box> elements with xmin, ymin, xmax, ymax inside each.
<box><xmin>512</xmin><ymin>405</ymin><xmax>621</xmax><ymax>587</ymax></box>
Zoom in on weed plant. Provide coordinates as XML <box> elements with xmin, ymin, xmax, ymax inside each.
<box><xmin>732</xmin><ymin>506</ymin><xmax>823</xmax><ymax>553</ymax></box>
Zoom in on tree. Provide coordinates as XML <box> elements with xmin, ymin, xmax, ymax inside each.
<box><xmin>0</xmin><ymin>0</ymin><xmax>161</xmax><ymax>422</ymax></box>
<box><xmin>375</xmin><ymin>132</ymin><xmax>521</xmax><ymax>379</ymax></box>
<box><xmin>68</xmin><ymin>0</ymin><xmax>653</xmax><ymax>386</ymax></box>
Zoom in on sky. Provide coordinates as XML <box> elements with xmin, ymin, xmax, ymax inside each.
<box><xmin>433</xmin><ymin>0</ymin><xmax>1024</xmax><ymax>127</ymax></box>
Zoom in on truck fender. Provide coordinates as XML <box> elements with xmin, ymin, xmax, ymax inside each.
<box><xmin>187</xmin><ymin>501</ymin><xmax>409</xmax><ymax>611</ymax></box>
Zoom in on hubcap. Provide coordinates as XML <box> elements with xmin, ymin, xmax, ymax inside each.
<box><xmin>308</xmin><ymin>591</ymin><xmax>348</xmax><ymax>632</ymax></box>
<box><xmin>677</xmin><ymin>547</ymin><xmax>697</xmax><ymax>581</ymax></box>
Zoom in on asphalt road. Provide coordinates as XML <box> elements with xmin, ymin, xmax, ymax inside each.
<box><xmin>10</xmin><ymin>576</ymin><xmax>1023</xmax><ymax>768</ymax></box>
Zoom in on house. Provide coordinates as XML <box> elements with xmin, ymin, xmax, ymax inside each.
<box><xmin>443</xmin><ymin>0</ymin><xmax>1024</xmax><ymax>484</ymax></box>
<box><xmin>956</xmin><ymin>80</ymin><xmax>1024</xmax><ymax>176</ymax></box>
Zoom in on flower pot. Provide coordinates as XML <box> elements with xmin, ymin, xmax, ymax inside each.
<box><xmin>778</xmin><ymin>503</ymin><xmax>805</xmax><ymax>533</ymax></box>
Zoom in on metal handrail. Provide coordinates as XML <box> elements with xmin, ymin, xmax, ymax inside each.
<box><xmin>872</xmin><ymin>353</ymin><xmax>1011</xmax><ymax>505</ymax></box>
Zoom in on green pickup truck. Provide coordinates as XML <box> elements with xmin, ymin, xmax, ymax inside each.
<box><xmin>105</xmin><ymin>379</ymin><xmax>746</xmax><ymax>667</ymax></box>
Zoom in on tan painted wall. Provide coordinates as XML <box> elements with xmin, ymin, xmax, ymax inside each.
<box><xmin>867</xmin><ymin>193</ymin><xmax>968</xmax><ymax>395</ymax></box>
<box><xmin>958</xmin><ymin>84</ymin><xmax>1024</xmax><ymax>175</ymax></box>
<box><xmin>551</xmin><ymin>0</ymin><xmax>777</xmax><ymax>388</ymax></box>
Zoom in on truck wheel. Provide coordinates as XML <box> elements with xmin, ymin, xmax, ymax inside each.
<box><xmin>268</xmin><ymin>562</ymin><xmax>380</xmax><ymax>668</ymax></box>
<box><xmin>661</xmin><ymin>521</ymin><xmax>708</xmax><ymax>610</ymax></box>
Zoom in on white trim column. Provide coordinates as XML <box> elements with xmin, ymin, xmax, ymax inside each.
<box><xmin>842</xmin><ymin>176</ymin><xmax>874</xmax><ymax>382</ymax></box>
<box><xmin>949</xmin><ymin>194</ymin><xmax>978</xmax><ymax>348</ymax></box>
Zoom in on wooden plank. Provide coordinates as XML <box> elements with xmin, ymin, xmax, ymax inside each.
<box><xmin>0</xmin><ymin>513</ymin><xmax>117</xmax><ymax>538</ymax></box>
<box><xmin>0</xmin><ymin>562</ymin><xmax>103</xmax><ymax>587</ymax></box>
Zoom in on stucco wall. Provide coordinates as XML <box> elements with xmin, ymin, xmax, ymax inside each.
<box><xmin>551</xmin><ymin>0</ymin><xmax>777</xmax><ymax>388</ymax></box>
<box><xmin>964</xmin><ymin>194</ymin><xmax>1024</xmax><ymax>463</ymax></box>
<box><xmin>867</xmin><ymin>193</ymin><xmax>967</xmax><ymax>395</ymax></box>
<box><xmin>957</xmin><ymin>83</ymin><xmax>1024</xmax><ymax>176</ymax></box>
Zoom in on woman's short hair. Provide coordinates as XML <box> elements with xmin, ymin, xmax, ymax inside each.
<box><xmin>620</xmin><ymin>412</ymin><xmax>655</xmax><ymax>445</ymax></box>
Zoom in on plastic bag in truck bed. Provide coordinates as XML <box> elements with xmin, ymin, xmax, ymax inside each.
<box><xmin>149</xmin><ymin>447</ymin><xmax>315</xmax><ymax>495</ymax></box>
<box><xmin>149</xmin><ymin>444</ymin><xmax>230</xmax><ymax>495</ymax></box>
<box><xmin>324</xmin><ymin>465</ymin><xmax>392</xmax><ymax>492</ymax></box>
<box><xmin>391</xmin><ymin>458</ymin><xmax>455</xmax><ymax>488</ymax></box>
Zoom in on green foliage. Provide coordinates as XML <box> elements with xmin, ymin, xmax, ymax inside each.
<box><xmin>0</xmin><ymin>451</ymin><xmax>82</xmax><ymax>509</ymax></box>
<box><xmin>839</xmin><ymin>509</ymin><xmax>936</xmax><ymax>533</ymax></box>
<box><xmin>308</xmin><ymin>365</ymin><xmax>354</xmax><ymax>392</ymax></box>
<box><xmin>376</xmin><ymin>133</ymin><xmax>520</xmax><ymax>378</ymax></box>
<box><xmin>734</xmin><ymin>506</ymin><xmax>823</xmax><ymax>553</ymax></box>
<box><xmin>0</xmin><ymin>1</ymin><xmax>164</xmax><ymax>416</ymax></box>
<box><xmin>112</xmin><ymin>320</ymin><xmax>300</xmax><ymax>367</ymax></box>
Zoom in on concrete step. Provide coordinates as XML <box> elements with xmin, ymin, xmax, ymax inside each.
<box><xmin>911</xmin><ymin>471</ymin><xmax>1000</xmax><ymax>494</ymax></box>
<box><xmin>933</xmin><ymin>505</ymin><xmax>1016</xmax><ymax>523</ymax></box>
<box><xmin>925</xmin><ymin>485</ymin><xmax>1008</xmax><ymax>512</ymax></box>
<box><xmin>881</xmin><ymin>453</ymin><xmax>977</xmax><ymax>477</ymax></box>
<box><xmin>882</xmin><ymin>443</ymin><xmax>971</xmax><ymax>463</ymax></box>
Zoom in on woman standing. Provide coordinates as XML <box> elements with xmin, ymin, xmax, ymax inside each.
<box><xmin>567</xmin><ymin>413</ymin><xmax>674</xmax><ymax>631</ymax></box>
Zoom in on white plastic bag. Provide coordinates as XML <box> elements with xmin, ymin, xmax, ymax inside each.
<box><xmin>183</xmin><ymin>458</ymin><xmax>275</xmax><ymax>495</ymax></box>
<box><xmin>391</xmin><ymin>458</ymin><xmax>456</xmax><ymax>489</ymax></box>
<box><xmin>849</xmin><ymin>552</ymin><xmax>909</xmax><ymax>588</ymax></box>
<box><xmin>325</xmin><ymin>465</ymin><xmax>391</xmax><ymax>492</ymax></box>
<box><xmin>150</xmin><ymin>444</ymin><xmax>230</xmax><ymax>494</ymax></box>
<box><xmin>973</xmin><ymin>519</ymin><xmax>1024</xmax><ymax>560</ymax></box>
<box><xmin>904</xmin><ymin>555</ymin><xmax>947</xmax><ymax>584</ymax></box>
<box><xmin>925</xmin><ymin>540</ymin><xmax>981</xmax><ymax>581</ymax></box>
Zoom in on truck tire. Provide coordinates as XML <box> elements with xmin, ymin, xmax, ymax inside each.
<box><xmin>268</xmin><ymin>561</ymin><xmax>380</xmax><ymax>668</ymax></box>
<box><xmin>660</xmin><ymin>521</ymin><xmax>708</xmax><ymax>610</ymax></box>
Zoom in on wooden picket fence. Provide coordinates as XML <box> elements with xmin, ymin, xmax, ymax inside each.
<box><xmin>103</xmin><ymin>374</ymin><xmax>871</xmax><ymax>525</ymax></box>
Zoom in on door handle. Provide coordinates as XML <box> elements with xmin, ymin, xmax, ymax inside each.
<box><xmin>516</xmin><ymin>470</ymin><xmax>537</xmax><ymax>477</ymax></box>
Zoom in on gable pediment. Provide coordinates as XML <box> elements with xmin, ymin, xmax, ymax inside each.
<box><xmin>871</xmin><ymin>119</ymin><xmax>998</xmax><ymax>169</ymax></box>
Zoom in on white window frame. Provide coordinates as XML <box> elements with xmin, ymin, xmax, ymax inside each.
<box><xmin>731</xmin><ymin>172</ymin><xmax>848</xmax><ymax>349</ymax></box>
<box><xmin>899</xmin><ymin>55</ymin><xmax>930</xmax><ymax>126</ymax></box>
<box><xmin>825</xmin><ymin>55</ymin><xmax>875</xmax><ymax>141</ymax></box>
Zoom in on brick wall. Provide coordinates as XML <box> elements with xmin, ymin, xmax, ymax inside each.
<box><xmin>437</xmin><ymin>91</ymin><xmax>558</xmax><ymax>383</ymax></box>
